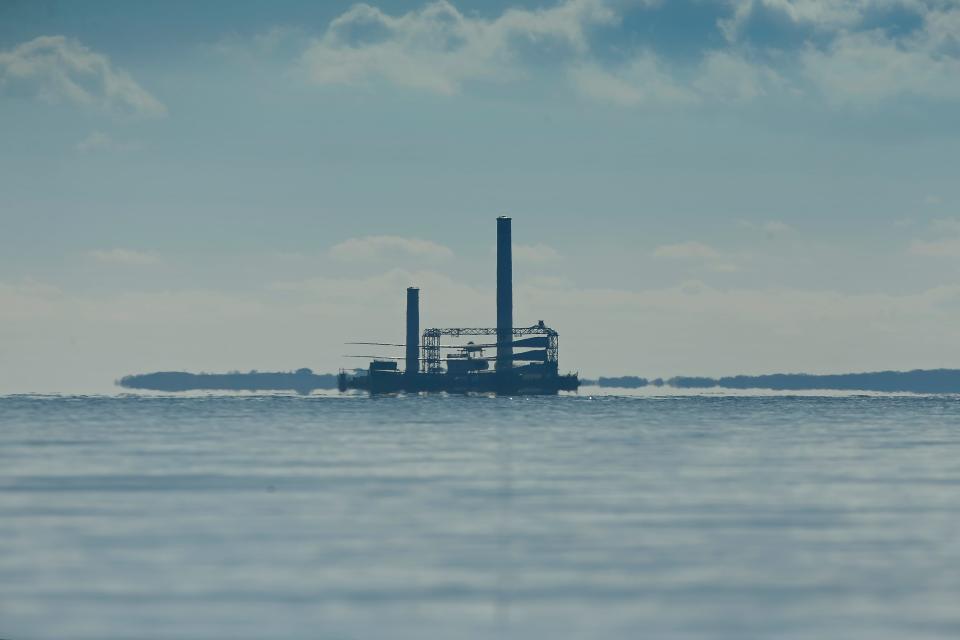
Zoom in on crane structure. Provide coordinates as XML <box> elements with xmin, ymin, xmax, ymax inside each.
<box><xmin>421</xmin><ymin>324</ymin><xmax>559</xmax><ymax>374</ymax></box>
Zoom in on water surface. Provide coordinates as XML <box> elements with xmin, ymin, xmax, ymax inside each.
<box><xmin>2</xmin><ymin>393</ymin><xmax>959</xmax><ymax>639</ymax></box>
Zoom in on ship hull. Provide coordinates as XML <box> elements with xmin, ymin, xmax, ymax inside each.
<box><xmin>339</xmin><ymin>370</ymin><xmax>579</xmax><ymax>395</ymax></box>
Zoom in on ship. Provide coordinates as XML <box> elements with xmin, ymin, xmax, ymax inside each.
<box><xmin>338</xmin><ymin>217</ymin><xmax>580</xmax><ymax>395</ymax></box>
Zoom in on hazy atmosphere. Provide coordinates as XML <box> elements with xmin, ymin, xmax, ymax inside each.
<box><xmin>5</xmin><ymin>4</ymin><xmax>960</xmax><ymax>640</ymax></box>
<box><xmin>3</xmin><ymin>0</ymin><xmax>960</xmax><ymax>392</ymax></box>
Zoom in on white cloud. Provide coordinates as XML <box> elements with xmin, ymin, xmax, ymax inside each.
<box><xmin>253</xmin><ymin>25</ymin><xmax>306</xmax><ymax>53</ymax></box>
<box><xmin>652</xmin><ymin>240</ymin><xmax>746</xmax><ymax>273</ymax></box>
<box><xmin>720</xmin><ymin>3</ymin><xmax>960</xmax><ymax>106</ymax></box>
<box><xmin>0</xmin><ymin>35</ymin><xmax>166</xmax><ymax>117</ymax></box>
<box><xmin>739</xmin><ymin>219</ymin><xmax>796</xmax><ymax>237</ymax></box>
<box><xmin>520</xmin><ymin>278</ymin><xmax>960</xmax><ymax>377</ymax></box>
<box><xmin>76</xmin><ymin>131</ymin><xmax>114</xmax><ymax>152</ymax></box>
<box><xmin>219</xmin><ymin>0</ymin><xmax>960</xmax><ymax>109</ymax></box>
<box><xmin>708</xmin><ymin>262</ymin><xmax>742</xmax><ymax>273</ymax></box>
<box><xmin>571</xmin><ymin>48</ymin><xmax>782</xmax><ymax>107</ymax></box>
<box><xmin>924</xmin><ymin>195</ymin><xmax>942</xmax><ymax>205</ymax></box>
<box><xmin>87</xmin><ymin>249</ymin><xmax>161</xmax><ymax>266</ymax></box>
<box><xmin>721</xmin><ymin>0</ymin><xmax>928</xmax><ymax>41</ymax></box>
<box><xmin>329</xmin><ymin>235</ymin><xmax>453</xmax><ymax>262</ymax></box>
<box><xmin>931</xmin><ymin>218</ymin><xmax>960</xmax><ymax>234</ymax></box>
<box><xmin>513</xmin><ymin>243</ymin><xmax>561</xmax><ymax>264</ymax></box>
<box><xmin>801</xmin><ymin>9</ymin><xmax>960</xmax><ymax>104</ymax></box>
<box><xmin>212</xmin><ymin>25</ymin><xmax>309</xmax><ymax>63</ymax></box>
<box><xmin>908</xmin><ymin>218</ymin><xmax>960</xmax><ymax>257</ymax></box>
<box><xmin>763</xmin><ymin>221</ymin><xmax>795</xmax><ymax>235</ymax></box>
<box><xmin>692</xmin><ymin>51</ymin><xmax>782</xmax><ymax>103</ymax></box>
<box><xmin>909</xmin><ymin>238</ymin><xmax>960</xmax><ymax>257</ymax></box>
<box><xmin>569</xmin><ymin>53</ymin><xmax>699</xmax><ymax>107</ymax></box>
<box><xmin>0</xmin><ymin>280</ymin><xmax>63</xmax><ymax>321</ymax></box>
<box><xmin>299</xmin><ymin>0</ymin><xmax>619</xmax><ymax>94</ymax></box>
<box><xmin>75</xmin><ymin>131</ymin><xmax>137</xmax><ymax>153</ymax></box>
<box><xmin>652</xmin><ymin>241</ymin><xmax>723</xmax><ymax>259</ymax></box>
<box><xmin>273</xmin><ymin>267</ymin><xmax>482</xmax><ymax>313</ymax></box>
<box><xmin>7</xmin><ymin>270</ymin><xmax>960</xmax><ymax>392</ymax></box>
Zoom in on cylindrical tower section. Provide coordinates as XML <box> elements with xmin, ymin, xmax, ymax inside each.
<box><xmin>406</xmin><ymin>287</ymin><xmax>420</xmax><ymax>376</ymax></box>
<box><xmin>496</xmin><ymin>216</ymin><xmax>513</xmax><ymax>372</ymax></box>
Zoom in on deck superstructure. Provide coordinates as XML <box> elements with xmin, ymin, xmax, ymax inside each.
<box><xmin>338</xmin><ymin>217</ymin><xmax>579</xmax><ymax>395</ymax></box>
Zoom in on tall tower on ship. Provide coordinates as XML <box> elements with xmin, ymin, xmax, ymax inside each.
<box><xmin>496</xmin><ymin>216</ymin><xmax>513</xmax><ymax>380</ymax></box>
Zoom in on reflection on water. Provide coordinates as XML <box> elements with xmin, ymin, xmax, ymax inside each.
<box><xmin>2</xmin><ymin>394</ymin><xmax>960</xmax><ymax>639</ymax></box>
<box><xmin>495</xmin><ymin>416</ymin><xmax>513</xmax><ymax>633</ymax></box>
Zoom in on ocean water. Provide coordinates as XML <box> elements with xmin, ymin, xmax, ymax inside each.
<box><xmin>2</xmin><ymin>392</ymin><xmax>960</xmax><ymax>640</ymax></box>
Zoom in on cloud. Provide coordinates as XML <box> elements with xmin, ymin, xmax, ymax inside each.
<box><xmin>739</xmin><ymin>219</ymin><xmax>796</xmax><ymax>237</ymax></box>
<box><xmin>568</xmin><ymin>53</ymin><xmax>699</xmax><ymax>107</ymax></box>
<box><xmin>0</xmin><ymin>35</ymin><xmax>166</xmax><ymax>117</ymax></box>
<box><xmin>0</xmin><ymin>281</ymin><xmax>276</xmax><ymax>393</ymax></box>
<box><xmin>722</xmin><ymin>0</ymin><xmax>858</xmax><ymax>40</ymax></box>
<box><xmin>652</xmin><ymin>241</ymin><xmax>745</xmax><ymax>272</ymax></box>
<box><xmin>7</xmin><ymin>270</ymin><xmax>960</xmax><ymax>392</ymax></box>
<box><xmin>0</xmin><ymin>270</ymin><xmax>493</xmax><ymax>392</ymax></box>
<box><xmin>802</xmin><ymin>36</ymin><xmax>960</xmax><ymax>104</ymax></box>
<box><xmin>692</xmin><ymin>51</ymin><xmax>783</xmax><ymax>103</ymax></box>
<box><xmin>567</xmin><ymin>1</ymin><xmax>960</xmax><ymax>108</ymax></box>
<box><xmin>720</xmin><ymin>0</ymin><xmax>934</xmax><ymax>42</ymax></box>
<box><xmin>328</xmin><ymin>235</ymin><xmax>453</xmax><ymax>262</ymax></box>
<box><xmin>520</xmin><ymin>277</ymin><xmax>960</xmax><ymax>376</ymax></box>
<box><xmin>212</xmin><ymin>25</ymin><xmax>309</xmax><ymax>63</ymax></box>
<box><xmin>87</xmin><ymin>249</ymin><xmax>161</xmax><ymax>265</ymax></box>
<box><xmin>570</xmin><ymin>49</ymin><xmax>781</xmax><ymax>107</ymax></box>
<box><xmin>75</xmin><ymin>131</ymin><xmax>137</xmax><ymax>153</ymax></box>
<box><xmin>707</xmin><ymin>262</ymin><xmax>742</xmax><ymax>273</ymax></box>
<box><xmin>0</xmin><ymin>280</ymin><xmax>63</xmax><ymax>322</ymax></box>
<box><xmin>652</xmin><ymin>241</ymin><xmax>723</xmax><ymax>260</ymax></box>
<box><xmin>763</xmin><ymin>221</ymin><xmax>795</xmax><ymax>235</ymax></box>
<box><xmin>931</xmin><ymin>218</ymin><xmax>960</xmax><ymax>234</ymax></box>
<box><xmin>298</xmin><ymin>0</ymin><xmax>619</xmax><ymax>94</ymax></box>
<box><xmin>186</xmin><ymin>0</ymin><xmax>960</xmax><ymax>113</ymax></box>
<box><xmin>908</xmin><ymin>218</ymin><xmax>960</xmax><ymax>257</ymax></box>
<box><xmin>800</xmin><ymin>9</ymin><xmax>960</xmax><ymax>104</ymax></box>
<box><xmin>513</xmin><ymin>243</ymin><xmax>561</xmax><ymax>264</ymax></box>
<box><xmin>909</xmin><ymin>238</ymin><xmax>960</xmax><ymax>257</ymax></box>
<box><xmin>76</xmin><ymin>131</ymin><xmax>114</xmax><ymax>152</ymax></box>
<box><xmin>226</xmin><ymin>0</ymin><xmax>960</xmax><ymax>109</ymax></box>
<box><xmin>272</xmin><ymin>267</ymin><xmax>481</xmax><ymax>310</ymax></box>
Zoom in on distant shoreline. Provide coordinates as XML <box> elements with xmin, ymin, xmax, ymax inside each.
<box><xmin>583</xmin><ymin>369</ymin><xmax>960</xmax><ymax>394</ymax></box>
<box><xmin>119</xmin><ymin>368</ymin><xmax>960</xmax><ymax>395</ymax></box>
<box><xmin>118</xmin><ymin>369</ymin><xmax>338</xmax><ymax>395</ymax></box>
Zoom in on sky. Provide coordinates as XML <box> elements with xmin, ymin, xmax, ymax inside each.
<box><xmin>2</xmin><ymin>0</ymin><xmax>960</xmax><ymax>393</ymax></box>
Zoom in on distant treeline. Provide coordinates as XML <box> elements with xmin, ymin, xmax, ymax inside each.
<box><xmin>587</xmin><ymin>369</ymin><xmax>960</xmax><ymax>393</ymax></box>
<box><xmin>118</xmin><ymin>369</ymin><xmax>338</xmax><ymax>394</ymax></box>
<box><xmin>586</xmin><ymin>376</ymin><xmax>653</xmax><ymax>388</ymax></box>
<box><xmin>120</xmin><ymin>368</ymin><xmax>960</xmax><ymax>395</ymax></box>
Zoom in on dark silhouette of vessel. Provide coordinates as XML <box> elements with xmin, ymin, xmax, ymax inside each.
<box><xmin>338</xmin><ymin>217</ymin><xmax>580</xmax><ymax>395</ymax></box>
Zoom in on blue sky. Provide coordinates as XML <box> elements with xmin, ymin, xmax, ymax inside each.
<box><xmin>2</xmin><ymin>0</ymin><xmax>960</xmax><ymax>392</ymax></box>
